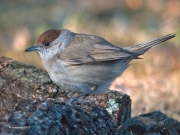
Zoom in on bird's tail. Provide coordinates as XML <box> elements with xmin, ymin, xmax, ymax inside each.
<box><xmin>123</xmin><ymin>33</ymin><xmax>175</xmax><ymax>55</ymax></box>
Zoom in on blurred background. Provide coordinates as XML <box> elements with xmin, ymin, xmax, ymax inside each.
<box><xmin>0</xmin><ymin>0</ymin><xmax>180</xmax><ymax>120</ymax></box>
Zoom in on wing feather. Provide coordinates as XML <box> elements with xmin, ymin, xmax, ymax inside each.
<box><xmin>60</xmin><ymin>38</ymin><xmax>136</xmax><ymax>65</ymax></box>
<box><xmin>59</xmin><ymin>33</ymin><xmax>175</xmax><ymax>65</ymax></box>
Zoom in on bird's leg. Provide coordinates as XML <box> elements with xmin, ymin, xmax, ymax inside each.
<box><xmin>66</xmin><ymin>89</ymin><xmax>93</xmax><ymax>104</ymax></box>
<box><xmin>66</xmin><ymin>86</ymin><xmax>98</xmax><ymax>104</ymax></box>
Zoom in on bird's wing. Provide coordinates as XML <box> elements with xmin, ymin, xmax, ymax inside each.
<box><xmin>59</xmin><ymin>33</ymin><xmax>175</xmax><ymax>65</ymax></box>
<box><xmin>59</xmin><ymin>34</ymin><xmax>137</xmax><ymax>65</ymax></box>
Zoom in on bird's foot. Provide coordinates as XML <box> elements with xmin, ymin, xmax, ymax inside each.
<box><xmin>66</xmin><ymin>97</ymin><xmax>77</xmax><ymax>104</ymax></box>
<box><xmin>66</xmin><ymin>89</ymin><xmax>94</xmax><ymax>104</ymax></box>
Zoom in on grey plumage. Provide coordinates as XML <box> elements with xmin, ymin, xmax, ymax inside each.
<box><xmin>25</xmin><ymin>29</ymin><xmax>175</xmax><ymax>95</ymax></box>
<box><xmin>60</xmin><ymin>33</ymin><xmax>175</xmax><ymax>65</ymax></box>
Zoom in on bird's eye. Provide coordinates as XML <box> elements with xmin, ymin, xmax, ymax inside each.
<box><xmin>44</xmin><ymin>42</ymin><xmax>50</xmax><ymax>46</ymax></box>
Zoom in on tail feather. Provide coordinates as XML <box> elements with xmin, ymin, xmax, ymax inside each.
<box><xmin>123</xmin><ymin>33</ymin><xmax>175</xmax><ymax>55</ymax></box>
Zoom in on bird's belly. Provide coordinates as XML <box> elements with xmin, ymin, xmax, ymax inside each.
<box><xmin>48</xmin><ymin>67</ymin><xmax>90</xmax><ymax>93</ymax></box>
<box><xmin>46</xmin><ymin>59</ymin><xmax>130</xmax><ymax>94</ymax></box>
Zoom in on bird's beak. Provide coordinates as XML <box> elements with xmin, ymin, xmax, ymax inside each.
<box><xmin>24</xmin><ymin>45</ymin><xmax>40</xmax><ymax>52</ymax></box>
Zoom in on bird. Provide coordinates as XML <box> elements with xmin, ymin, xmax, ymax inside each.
<box><xmin>25</xmin><ymin>29</ymin><xmax>175</xmax><ymax>103</ymax></box>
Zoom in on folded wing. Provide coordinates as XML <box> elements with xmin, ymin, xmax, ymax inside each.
<box><xmin>59</xmin><ymin>33</ymin><xmax>175</xmax><ymax>65</ymax></box>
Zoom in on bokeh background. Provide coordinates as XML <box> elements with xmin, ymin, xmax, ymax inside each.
<box><xmin>0</xmin><ymin>0</ymin><xmax>180</xmax><ymax>120</ymax></box>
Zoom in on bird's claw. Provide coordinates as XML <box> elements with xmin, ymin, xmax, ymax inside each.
<box><xmin>66</xmin><ymin>97</ymin><xmax>77</xmax><ymax>104</ymax></box>
<box><xmin>66</xmin><ymin>97</ymin><xmax>88</xmax><ymax>105</ymax></box>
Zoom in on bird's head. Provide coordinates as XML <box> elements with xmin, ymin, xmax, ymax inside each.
<box><xmin>25</xmin><ymin>29</ymin><xmax>74</xmax><ymax>60</ymax></box>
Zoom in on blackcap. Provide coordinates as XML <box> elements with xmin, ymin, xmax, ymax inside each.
<box><xmin>25</xmin><ymin>29</ymin><xmax>175</xmax><ymax>103</ymax></box>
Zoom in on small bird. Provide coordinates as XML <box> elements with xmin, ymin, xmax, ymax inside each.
<box><xmin>25</xmin><ymin>29</ymin><xmax>175</xmax><ymax>103</ymax></box>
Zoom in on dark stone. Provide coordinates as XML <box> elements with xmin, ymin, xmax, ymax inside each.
<box><xmin>115</xmin><ymin>111</ymin><xmax>180</xmax><ymax>135</ymax></box>
<box><xmin>0</xmin><ymin>99</ymin><xmax>117</xmax><ymax>135</ymax></box>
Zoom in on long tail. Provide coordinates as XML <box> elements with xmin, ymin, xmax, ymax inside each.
<box><xmin>123</xmin><ymin>33</ymin><xmax>175</xmax><ymax>55</ymax></box>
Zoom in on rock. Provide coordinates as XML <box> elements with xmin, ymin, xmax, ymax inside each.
<box><xmin>0</xmin><ymin>99</ymin><xmax>117</xmax><ymax>135</ymax></box>
<box><xmin>1</xmin><ymin>56</ymin><xmax>180</xmax><ymax>135</ymax></box>
<box><xmin>115</xmin><ymin>111</ymin><xmax>180</xmax><ymax>135</ymax></box>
